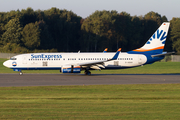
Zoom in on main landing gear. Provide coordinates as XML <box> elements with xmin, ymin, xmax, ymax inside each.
<box><xmin>84</xmin><ymin>69</ymin><xmax>91</xmax><ymax>75</ymax></box>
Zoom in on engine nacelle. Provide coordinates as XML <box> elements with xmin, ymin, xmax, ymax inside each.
<box><xmin>61</xmin><ymin>65</ymin><xmax>81</xmax><ymax>73</ymax></box>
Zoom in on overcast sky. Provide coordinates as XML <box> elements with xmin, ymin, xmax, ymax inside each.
<box><xmin>0</xmin><ymin>0</ymin><xmax>179</xmax><ymax>21</ymax></box>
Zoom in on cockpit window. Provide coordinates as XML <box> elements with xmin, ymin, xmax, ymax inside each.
<box><xmin>10</xmin><ymin>57</ymin><xmax>17</xmax><ymax>60</ymax></box>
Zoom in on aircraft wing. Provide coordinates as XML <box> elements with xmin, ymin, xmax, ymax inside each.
<box><xmin>78</xmin><ymin>48</ymin><xmax>121</xmax><ymax>70</ymax></box>
<box><xmin>78</xmin><ymin>60</ymin><xmax>107</xmax><ymax>69</ymax></box>
<box><xmin>65</xmin><ymin>48</ymin><xmax>121</xmax><ymax>70</ymax></box>
<box><xmin>151</xmin><ymin>52</ymin><xmax>175</xmax><ymax>57</ymax></box>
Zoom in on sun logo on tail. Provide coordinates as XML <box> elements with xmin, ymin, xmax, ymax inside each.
<box><xmin>146</xmin><ymin>29</ymin><xmax>167</xmax><ymax>45</ymax></box>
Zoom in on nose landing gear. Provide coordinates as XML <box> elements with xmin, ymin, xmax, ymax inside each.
<box><xmin>19</xmin><ymin>70</ymin><xmax>23</xmax><ymax>75</ymax></box>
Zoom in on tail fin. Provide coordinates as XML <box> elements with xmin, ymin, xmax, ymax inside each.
<box><xmin>128</xmin><ymin>22</ymin><xmax>170</xmax><ymax>54</ymax></box>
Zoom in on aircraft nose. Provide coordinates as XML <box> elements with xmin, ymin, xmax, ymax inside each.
<box><xmin>3</xmin><ymin>60</ymin><xmax>9</xmax><ymax>67</ymax></box>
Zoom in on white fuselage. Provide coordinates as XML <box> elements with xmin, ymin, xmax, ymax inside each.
<box><xmin>3</xmin><ymin>52</ymin><xmax>147</xmax><ymax>70</ymax></box>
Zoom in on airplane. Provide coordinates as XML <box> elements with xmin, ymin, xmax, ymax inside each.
<box><xmin>3</xmin><ymin>22</ymin><xmax>172</xmax><ymax>75</ymax></box>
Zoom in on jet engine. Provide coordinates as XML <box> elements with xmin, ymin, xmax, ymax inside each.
<box><xmin>61</xmin><ymin>65</ymin><xmax>81</xmax><ymax>73</ymax></box>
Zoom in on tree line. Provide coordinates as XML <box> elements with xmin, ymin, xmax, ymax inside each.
<box><xmin>0</xmin><ymin>7</ymin><xmax>180</xmax><ymax>53</ymax></box>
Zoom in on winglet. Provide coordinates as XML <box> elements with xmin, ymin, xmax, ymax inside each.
<box><xmin>103</xmin><ymin>48</ymin><xmax>108</xmax><ymax>53</ymax></box>
<box><xmin>111</xmin><ymin>48</ymin><xmax>121</xmax><ymax>60</ymax></box>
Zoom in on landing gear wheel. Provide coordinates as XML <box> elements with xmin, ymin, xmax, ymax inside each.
<box><xmin>87</xmin><ymin>71</ymin><xmax>91</xmax><ymax>75</ymax></box>
<box><xmin>84</xmin><ymin>70</ymin><xmax>91</xmax><ymax>75</ymax></box>
<box><xmin>19</xmin><ymin>70</ymin><xmax>23</xmax><ymax>75</ymax></box>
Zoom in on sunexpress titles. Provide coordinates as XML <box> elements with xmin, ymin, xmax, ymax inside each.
<box><xmin>31</xmin><ymin>54</ymin><xmax>62</xmax><ymax>59</ymax></box>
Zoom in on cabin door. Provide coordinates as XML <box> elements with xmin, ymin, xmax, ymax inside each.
<box><xmin>138</xmin><ymin>56</ymin><xmax>142</xmax><ymax>64</ymax></box>
<box><xmin>23</xmin><ymin>56</ymin><xmax>27</xmax><ymax>64</ymax></box>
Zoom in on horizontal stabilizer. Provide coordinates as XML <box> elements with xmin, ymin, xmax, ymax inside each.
<box><xmin>151</xmin><ymin>52</ymin><xmax>175</xmax><ymax>57</ymax></box>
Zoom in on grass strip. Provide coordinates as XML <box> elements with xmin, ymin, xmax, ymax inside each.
<box><xmin>0</xmin><ymin>84</ymin><xmax>180</xmax><ymax>119</ymax></box>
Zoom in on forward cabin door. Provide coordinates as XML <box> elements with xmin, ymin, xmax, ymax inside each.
<box><xmin>23</xmin><ymin>56</ymin><xmax>27</xmax><ymax>64</ymax></box>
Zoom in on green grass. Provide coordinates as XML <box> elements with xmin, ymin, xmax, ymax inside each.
<box><xmin>1</xmin><ymin>58</ymin><xmax>180</xmax><ymax>74</ymax></box>
<box><xmin>0</xmin><ymin>84</ymin><xmax>180</xmax><ymax>119</ymax></box>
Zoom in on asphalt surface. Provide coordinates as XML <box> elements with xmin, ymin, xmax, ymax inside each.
<box><xmin>0</xmin><ymin>74</ymin><xmax>180</xmax><ymax>87</ymax></box>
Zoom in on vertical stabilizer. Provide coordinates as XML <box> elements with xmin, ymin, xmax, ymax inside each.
<box><xmin>129</xmin><ymin>22</ymin><xmax>170</xmax><ymax>54</ymax></box>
